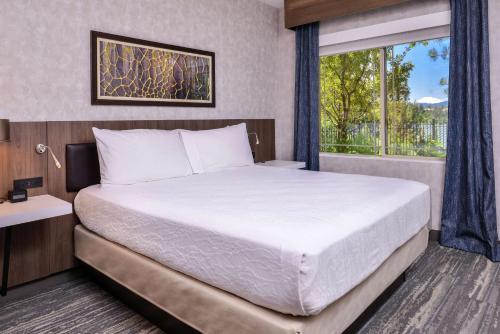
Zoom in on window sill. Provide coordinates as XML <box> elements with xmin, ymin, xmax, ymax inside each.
<box><xmin>319</xmin><ymin>152</ymin><xmax>446</xmax><ymax>165</ymax></box>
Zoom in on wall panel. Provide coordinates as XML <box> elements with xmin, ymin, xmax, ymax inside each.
<box><xmin>0</xmin><ymin>122</ymin><xmax>50</xmax><ymax>288</ymax></box>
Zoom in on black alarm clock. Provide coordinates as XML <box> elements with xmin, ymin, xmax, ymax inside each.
<box><xmin>8</xmin><ymin>189</ymin><xmax>28</xmax><ymax>203</ymax></box>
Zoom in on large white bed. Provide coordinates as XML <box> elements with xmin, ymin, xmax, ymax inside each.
<box><xmin>75</xmin><ymin>165</ymin><xmax>430</xmax><ymax>317</ymax></box>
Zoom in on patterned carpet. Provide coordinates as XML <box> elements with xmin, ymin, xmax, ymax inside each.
<box><xmin>0</xmin><ymin>280</ymin><xmax>162</xmax><ymax>334</ymax></box>
<box><xmin>0</xmin><ymin>242</ymin><xmax>499</xmax><ymax>334</ymax></box>
<box><xmin>360</xmin><ymin>242</ymin><xmax>500</xmax><ymax>334</ymax></box>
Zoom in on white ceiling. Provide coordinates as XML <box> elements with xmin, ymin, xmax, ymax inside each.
<box><xmin>257</xmin><ymin>0</ymin><xmax>284</xmax><ymax>9</ymax></box>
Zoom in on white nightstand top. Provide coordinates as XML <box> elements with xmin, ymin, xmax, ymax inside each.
<box><xmin>0</xmin><ymin>195</ymin><xmax>72</xmax><ymax>228</ymax></box>
<box><xmin>257</xmin><ymin>160</ymin><xmax>306</xmax><ymax>169</ymax></box>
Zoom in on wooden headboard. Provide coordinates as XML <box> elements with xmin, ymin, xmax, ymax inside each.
<box><xmin>0</xmin><ymin>119</ymin><xmax>275</xmax><ymax>288</ymax></box>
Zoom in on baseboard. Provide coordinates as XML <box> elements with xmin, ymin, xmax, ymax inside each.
<box><xmin>429</xmin><ymin>230</ymin><xmax>440</xmax><ymax>242</ymax></box>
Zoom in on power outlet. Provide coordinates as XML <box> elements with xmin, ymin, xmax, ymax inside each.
<box><xmin>13</xmin><ymin>177</ymin><xmax>43</xmax><ymax>190</ymax></box>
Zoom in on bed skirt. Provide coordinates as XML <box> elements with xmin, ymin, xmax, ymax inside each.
<box><xmin>74</xmin><ymin>225</ymin><xmax>428</xmax><ymax>334</ymax></box>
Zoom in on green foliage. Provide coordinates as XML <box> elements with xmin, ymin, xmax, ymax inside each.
<box><xmin>415</xmin><ymin>140</ymin><xmax>446</xmax><ymax>158</ymax></box>
<box><xmin>348</xmin><ymin>126</ymin><xmax>379</xmax><ymax>155</ymax></box>
<box><xmin>320</xmin><ymin>49</ymin><xmax>380</xmax><ymax>153</ymax></box>
<box><xmin>428</xmin><ymin>44</ymin><xmax>449</xmax><ymax>62</ymax></box>
<box><xmin>440</xmin><ymin>77</ymin><xmax>449</xmax><ymax>96</ymax></box>
<box><xmin>428</xmin><ymin>39</ymin><xmax>450</xmax><ymax>96</ymax></box>
<box><xmin>386</xmin><ymin>45</ymin><xmax>414</xmax><ymax>102</ymax></box>
<box><xmin>320</xmin><ymin>39</ymin><xmax>448</xmax><ymax>158</ymax></box>
<box><xmin>320</xmin><ymin>124</ymin><xmax>379</xmax><ymax>155</ymax></box>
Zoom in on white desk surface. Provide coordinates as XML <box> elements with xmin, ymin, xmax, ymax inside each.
<box><xmin>257</xmin><ymin>160</ymin><xmax>307</xmax><ymax>169</ymax></box>
<box><xmin>0</xmin><ymin>195</ymin><xmax>72</xmax><ymax>228</ymax></box>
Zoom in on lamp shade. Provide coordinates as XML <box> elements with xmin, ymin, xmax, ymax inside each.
<box><xmin>0</xmin><ymin>119</ymin><xmax>9</xmax><ymax>142</ymax></box>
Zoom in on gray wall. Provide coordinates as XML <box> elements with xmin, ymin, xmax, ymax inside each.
<box><xmin>0</xmin><ymin>0</ymin><xmax>294</xmax><ymax>159</ymax></box>
<box><xmin>318</xmin><ymin>0</ymin><xmax>500</xmax><ymax>232</ymax></box>
<box><xmin>3</xmin><ymin>0</ymin><xmax>500</xmax><ymax>232</ymax></box>
<box><xmin>276</xmin><ymin>9</ymin><xmax>296</xmax><ymax>160</ymax></box>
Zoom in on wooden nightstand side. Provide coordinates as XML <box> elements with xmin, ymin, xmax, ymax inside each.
<box><xmin>0</xmin><ymin>195</ymin><xmax>72</xmax><ymax>296</ymax></box>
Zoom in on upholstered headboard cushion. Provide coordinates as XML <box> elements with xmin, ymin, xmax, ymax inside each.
<box><xmin>66</xmin><ymin>143</ymin><xmax>100</xmax><ymax>192</ymax></box>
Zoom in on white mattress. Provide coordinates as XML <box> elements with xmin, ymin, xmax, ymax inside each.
<box><xmin>74</xmin><ymin>166</ymin><xmax>430</xmax><ymax>316</ymax></box>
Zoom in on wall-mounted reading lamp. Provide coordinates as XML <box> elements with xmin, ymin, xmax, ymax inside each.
<box><xmin>36</xmin><ymin>144</ymin><xmax>61</xmax><ymax>169</ymax></box>
<box><xmin>248</xmin><ymin>132</ymin><xmax>260</xmax><ymax>145</ymax></box>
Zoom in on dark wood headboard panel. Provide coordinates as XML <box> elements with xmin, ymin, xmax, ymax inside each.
<box><xmin>45</xmin><ymin>119</ymin><xmax>275</xmax><ymax>273</ymax></box>
<box><xmin>66</xmin><ymin>143</ymin><xmax>100</xmax><ymax>192</ymax></box>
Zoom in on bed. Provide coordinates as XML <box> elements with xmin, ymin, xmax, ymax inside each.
<box><xmin>73</xmin><ymin>163</ymin><xmax>430</xmax><ymax>333</ymax></box>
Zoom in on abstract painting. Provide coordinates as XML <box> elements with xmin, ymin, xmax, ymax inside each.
<box><xmin>91</xmin><ymin>31</ymin><xmax>215</xmax><ymax>107</ymax></box>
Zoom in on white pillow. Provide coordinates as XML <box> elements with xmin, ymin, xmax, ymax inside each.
<box><xmin>93</xmin><ymin>128</ymin><xmax>193</xmax><ymax>184</ymax></box>
<box><xmin>180</xmin><ymin>123</ymin><xmax>254</xmax><ymax>173</ymax></box>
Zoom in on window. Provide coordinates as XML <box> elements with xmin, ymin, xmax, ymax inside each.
<box><xmin>320</xmin><ymin>37</ymin><xmax>450</xmax><ymax>158</ymax></box>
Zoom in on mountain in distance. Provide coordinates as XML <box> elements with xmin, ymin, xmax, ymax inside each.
<box><xmin>415</xmin><ymin>96</ymin><xmax>448</xmax><ymax>108</ymax></box>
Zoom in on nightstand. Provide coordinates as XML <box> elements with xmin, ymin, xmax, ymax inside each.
<box><xmin>0</xmin><ymin>195</ymin><xmax>72</xmax><ymax>296</ymax></box>
<box><xmin>257</xmin><ymin>160</ymin><xmax>307</xmax><ymax>169</ymax></box>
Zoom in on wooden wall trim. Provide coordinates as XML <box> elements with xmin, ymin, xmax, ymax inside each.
<box><xmin>284</xmin><ymin>0</ymin><xmax>413</xmax><ymax>29</ymax></box>
<box><xmin>0</xmin><ymin>122</ymin><xmax>48</xmax><ymax>199</ymax></box>
<box><xmin>0</xmin><ymin>122</ymin><xmax>50</xmax><ymax>288</ymax></box>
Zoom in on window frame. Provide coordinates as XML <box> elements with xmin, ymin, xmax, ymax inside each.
<box><xmin>319</xmin><ymin>35</ymin><xmax>450</xmax><ymax>160</ymax></box>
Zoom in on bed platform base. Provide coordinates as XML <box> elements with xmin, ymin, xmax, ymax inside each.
<box><xmin>74</xmin><ymin>225</ymin><xmax>428</xmax><ymax>334</ymax></box>
<box><xmin>84</xmin><ymin>263</ymin><xmax>199</xmax><ymax>333</ymax></box>
<box><xmin>84</xmin><ymin>263</ymin><xmax>406</xmax><ymax>334</ymax></box>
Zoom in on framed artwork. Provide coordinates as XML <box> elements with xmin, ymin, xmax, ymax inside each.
<box><xmin>91</xmin><ymin>31</ymin><xmax>215</xmax><ymax>107</ymax></box>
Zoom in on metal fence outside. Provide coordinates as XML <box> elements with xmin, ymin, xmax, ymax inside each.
<box><xmin>320</xmin><ymin>121</ymin><xmax>448</xmax><ymax>157</ymax></box>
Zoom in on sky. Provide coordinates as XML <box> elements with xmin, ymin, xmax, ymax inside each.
<box><xmin>392</xmin><ymin>38</ymin><xmax>450</xmax><ymax>103</ymax></box>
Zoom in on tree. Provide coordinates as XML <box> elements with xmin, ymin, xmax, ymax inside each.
<box><xmin>320</xmin><ymin>49</ymin><xmax>380</xmax><ymax>153</ymax></box>
<box><xmin>386</xmin><ymin>43</ymin><xmax>420</xmax><ymax>102</ymax></box>
<box><xmin>429</xmin><ymin>39</ymin><xmax>449</xmax><ymax>96</ymax></box>
<box><xmin>386</xmin><ymin>45</ymin><xmax>415</xmax><ymax>127</ymax></box>
<box><xmin>320</xmin><ymin>39</ymin><xmax>449</xmax><ymax>157</ymax></box>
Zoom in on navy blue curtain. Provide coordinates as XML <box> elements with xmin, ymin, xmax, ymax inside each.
<box><xmin>440</xmin><ymin>0</ymin><xmax>500</xmax><ymax>261</ymax></box>
<box><xmin>294</xmin><ymin>22</ymin><xmax>320</xmax><ymax>171</ymax></box>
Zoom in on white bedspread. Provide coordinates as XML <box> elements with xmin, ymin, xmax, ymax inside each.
<box><xmin>75</xmin><ymin>166</ymin><xmax>430</xmax><ymax>316</ymax></box>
